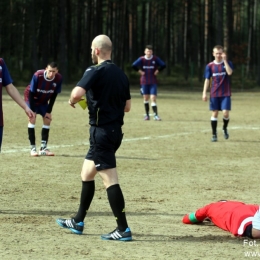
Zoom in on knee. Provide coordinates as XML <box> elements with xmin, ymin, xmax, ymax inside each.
<box><xmin>223</xmin><ymin>111</ymin><xmax>229</xmax><ymax>118</ymax></box>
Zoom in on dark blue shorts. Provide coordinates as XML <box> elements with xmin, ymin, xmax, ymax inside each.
<box><xmin>86</xmin><ymin>124</ymin><xmax>123</xmax><ymax>171</ymax></box>
<box><xmin>141</xmin><ymin>84</ymin><xmax>157</xmax><ymax>95</ymax></box>
<box><xmin>0</xmin><ymin>126</ymin><xmax>3</xmax><ymax>152</ymax></box>
<box><xmin>209</xmin><ymin>96</ymin><xmax>231</xmax><ymax>111</ymax></box>
<box><xmin>26</xmin><ymin>103</ymin><xmax>48</xmax><ymax>117</ymax></box>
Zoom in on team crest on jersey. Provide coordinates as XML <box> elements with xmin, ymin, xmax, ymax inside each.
<box><xmin>0</xmin><ymin>66</ymin><xmax>2</xmax><ymax>71</ymax></box>
<box><xmin>53</xmin><ymin>83</ymin><xmax>57</xmax><ymax>87</ymax></box>
<box><xmin>152</xmin><ymin>61</ymin><xmax>155</xmax><ymax>64</ymax></box>
<box><xmin>0</xmin><ymin>78</ymin><xmax>2</xmax><ymax>83</ymax></box>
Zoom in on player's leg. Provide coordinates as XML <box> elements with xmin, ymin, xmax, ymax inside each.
<box><xmin>41</xmin><ymin>115</ymin><xmax>51</xmax><ymax>149</ymax></box>
<box><xmin>221</xmin><ymin>97</ymin><xmax>231</xmax><ymax>139</ymax></box>
<box><xmin>28</xmin><ymin>113</ymin><xmax>37</xmax><ymax>156</ymax></box>
<box><xmin>209</xmin><ymin>97</ymin><xmax>220</xmax><ymax>142</ymax></box>
<box><xmin>142</xmin><ymin>85</ymin><xmax>150</xmax><ymax>120</ymax></box>
<box><xmin>252</xmin><ymin>210</ymin><xmax>260</xmax><ymax>239</ymax></box>
<box><xmin>99</xmin><ymin>167</ymin><xmax>131</xmax><ymax>241</ymax></box>
<box><xmin>26</xmin><ymin>102</ymin><xmax>38</xmax><ymax>156</ymax></box>
<box><xmin>0</xmin><ymin>126</ymin><xmax>3</xmax><ymax>153</ymax></box>
<box><xmin>150</xmin><ymin>87</ymin><xmax>161</xmax><ymax>121</ymax></box>
<box><xmin>211</xmin><ymin>110</ymin><xmax>218</xmax><ymax>141</ymax></box>
<box><xmin>72</xmin><ymin>159</ymin><xmax>97</xmax><ymax>222</ymax></box>
<box><xmin>95</xmin><ymin>125</ymin><xmax>131</xmax><ymax>241</ymax></box>
<box><xmin>38</xmin><ymin>105</ymin><xmax>54</xmax><ymax>156</ymax></box>
<box><xmin>56</xmin><ymin>126</ymin><xmax>98</xmax><ymax>234</ymax></box>
<box><xmin>150</xmin><ymin>85</ymin><xmax>161</xmax><ymax>120</ymax></box>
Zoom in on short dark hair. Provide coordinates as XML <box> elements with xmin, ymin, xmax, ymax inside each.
<box><xmin>145</xmin><ymin>45</ymin><xmax>153</xmax><ymax>50</ymax></box>
<box><xmin>213</xmin><ymin>45</ymin><xmax>224</xmax><ymax>51</ymax></box>
<box><xmin>48</xmin><ymin>61</ymin><xmax>58</xmax><ymax>68</ymax></box>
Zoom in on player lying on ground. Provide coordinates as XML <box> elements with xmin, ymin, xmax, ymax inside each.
<box><xmin>182</xmin><ymin>200</ymin><xmax>260</xmax><ymax>238</ymax></box>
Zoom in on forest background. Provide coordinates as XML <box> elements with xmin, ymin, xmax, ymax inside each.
<box><xmin>0</xmin><ymin>0</ymin><xmax>259</xmax><ymax>90</ymax></box>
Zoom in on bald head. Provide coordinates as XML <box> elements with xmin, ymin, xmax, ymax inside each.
<box><xmin>91</xmin><ymin>35</ymin><xmax>112</xmax><ymax>64</ymax></box>
<box><xmin>92</xmin><ymin>35</ymin><xmax>112</xmax><ymax>53</ymax></box>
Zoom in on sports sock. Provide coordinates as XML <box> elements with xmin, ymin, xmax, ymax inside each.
<box><xmin>182</xmin><ymin>212</ymin><xmax>200</xmax><ymax>224</ymax></box>
<box><xmin>28</xmin><ymin>123</ymin><xmax>36</xmax><ymax>146</ymax></box>
<box><xmin>144</xmin><ymin>102</ymin><xmax>149</xmax><ymax>116</ymax></box>
<box><xmin>74</xmin><ymin>180</ymin><xmax>95</xmax><ymax>223</ymax></box>
<box><xmin>107</xmin><ymin>184</ymin><xmax>128</xmax><ymax>231</ymax></box>
<box><xmin>151</xmin><ymin>102</ymin><xmax>158</xmax><ymax>116</ymax></box>
<box><xmin>41</xmin><ymin>125</ymin><xmax>50</xmax><ymax>149</ymax></box>
<box><xmin>211</xmin><ymin>117</ymin><xmax>218</xmax><ymax>135</ymax></box>
<box><xmin>223</xmin><ymin>117</ymin><xmax>229</xmax><ymax>129</ymax></box>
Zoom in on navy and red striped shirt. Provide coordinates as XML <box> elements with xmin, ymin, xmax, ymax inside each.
<box><xmin>0</xmin><ymin>58</ymin><xmax>13</xmax><ymax>126</ymax></box>
<box><xmin>132</xmin><ymin>55</ymin><xmax>166</xmax><ymax>85</ymax></box>
<box><xmin>204</xmin><ymin>60</ymin><xmax>234</xmax><ymax>97</ymax></box>
<box><xmin>24</xmin><ymin>69</ymin><xmax>62</xmax><ymax>106</ymax></box>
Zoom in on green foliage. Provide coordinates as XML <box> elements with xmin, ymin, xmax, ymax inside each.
<box><xmin>0</xmin><ymin>0</ymin><xmax>260</xmax><ymax>87</ymax></box>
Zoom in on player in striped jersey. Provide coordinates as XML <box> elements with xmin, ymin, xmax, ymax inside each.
<box><xmin>0</xmin><ymin>58</ymin><xmax>34</xmax><ymax>152</ymax></box>
<box><xmin>132</xmin><ymin>45</ymin><xmax>166</xmax><ymax>121</ymax></box>
<box><xmin>202</xmin><ymin>45</ymin><xmax>234</xmax><ymax>142</ymax></box>
<box><xmin>182</xmin><ymin>200</ymin><xmax>260</xmax><ymax>239</ymax></box>
<box><xmin>24</xmin><ymin>62</ymin><xmax>62</xmax><ymax>156</ymax></box>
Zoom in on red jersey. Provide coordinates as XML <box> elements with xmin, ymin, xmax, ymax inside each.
<box><xmin>195</xmin><ymin>201</ymin><xmax>259</xmax><ymax>236</ymax></box>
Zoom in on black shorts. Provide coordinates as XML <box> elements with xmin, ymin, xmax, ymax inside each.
<box><xmin>86</xmin><ymin>124</ymin><xmax>123</xmax><ymax>171</ymax></box>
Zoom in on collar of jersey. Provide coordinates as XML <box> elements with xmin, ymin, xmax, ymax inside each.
<box><xmin>213</xmin><ymin>60</ymin><xmax>224</xmax><ymax>65</ymax></box>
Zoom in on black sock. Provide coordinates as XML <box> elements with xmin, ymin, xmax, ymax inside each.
<box><xmin>211</xmin><ymin>120</ymin><xmax>217</xmax><ymax>135</ymax></box>
<box><xmin>223</xmin><ymin>118</ymin><xmax>229</xmax><ymax>129</ymax></box>
<box><xmin>107</xmin><ymin>184</ymin><xmax>128</xmax><ymax>231</ymax></box>
<box><xmin>74</xmin><ymin>180</ymin><xmax>95</xmax><ymax>223</ymax></box>
<box><xmin>152</xmin><ymin>105</ymin><xmax>158</xmax><ymax>116</ymax></box>
<box><xmin>144</xmin><ymin>103</ymin><xmax>149</xmax><ymax>116</ymax></box>
<box><xmin>41</xmin><ymin>128</ymin><xmax>49</xmax><ymax>149</ymax></box>
<box><xmin>28</xmin><ymin>127</ymin><xmax>36</xmax><ymax>146</ymax></box>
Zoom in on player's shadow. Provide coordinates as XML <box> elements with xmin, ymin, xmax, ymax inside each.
<box><xmin>0</xmin><ymin>210</ymin><xmax>179</xmax><ymax>217</ymax></box>
<box><xmin>0</xmin><ymin>209</ymin><xmax>248</xmax><ymax>243</ymax></box>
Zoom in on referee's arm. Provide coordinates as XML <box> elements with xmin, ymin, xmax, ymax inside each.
<box><xmin>124</xmin><ymin>99</ymin><xmax>131</xmax><ymax>112</ymax></box>
<box><xmin>69</xmin><ymin>86</ymin><xmax>86</xmax><ymax>107</ymax></box>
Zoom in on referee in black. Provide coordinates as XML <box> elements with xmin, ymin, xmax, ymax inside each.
<box><xmin>56</xmin><ymin>35</ymin><xmax>132</xmax><ymax>241</ymax></box>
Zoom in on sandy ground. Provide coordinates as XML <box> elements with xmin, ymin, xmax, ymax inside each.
<box><xmin>1</xmin><ymin>90</ymin><xmax>260</xmax><ymax>260</ymax></box>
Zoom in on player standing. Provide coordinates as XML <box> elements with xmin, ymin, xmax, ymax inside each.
<box><xmin>24</xmin><ymin>62</ymin><xmax>62</xmax><ymax>156</ymax></box>
<box><xmin>202</xmin><ymin>45</ymin><xmax>234</xmax><ymax>142</ymax></box>
<box><xmin>0</xmin><ymin>58</ymin><xmax>34</xmax><ymax>152</ymax></box>
<box><xmin>132</xmin><ymin>45</ymin><xmax>166</xmax><ymax>121</ymax></box>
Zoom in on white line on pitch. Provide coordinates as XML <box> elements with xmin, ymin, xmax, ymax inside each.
<box><xmin>1</xmin><ymin>125</ymin><xmax>259</xmax><ymax>154</ymax></box>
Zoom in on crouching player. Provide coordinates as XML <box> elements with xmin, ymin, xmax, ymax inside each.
<box><xmin>182</xmin><ymin>200</ymin><xmax>260</xmax><ymax>238</ymax></box>
<box><xmin>24</xmin><ymin>62</ymin><xmax>62</xmax><ymax>156</ymax></box>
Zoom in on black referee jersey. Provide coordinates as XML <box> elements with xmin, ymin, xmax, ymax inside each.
<box><xmin>77</xmin><ymin>60</ymin><xmax>131</xmax><ymax>126</ymax></box>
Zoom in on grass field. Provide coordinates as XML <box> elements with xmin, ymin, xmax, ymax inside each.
<box><xmin>0</xmin><ymin>89</ymin><xmax>260</xmax><ymax>259</ymax></box>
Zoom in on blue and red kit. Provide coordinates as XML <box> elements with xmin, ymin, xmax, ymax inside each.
<box><xmin>183</xmin><ymin>201</ymin><xmax>259</xmax><ymax>237</ymax></box>
<box><xmin>0</xmin><ymin>58</ymin><xmax>13</xmax><ymax>127</ymax></box>
<box><xmin>204</xmin><ymin>61</ymin><xmax>234</xmax><ymax>97</ymax></box>
<box><xmin>132</xmin><ymin>55</ymin><xmax>166</xmax><ymax>85</ymax></box>
<box><xmin>24</xmin><ymin>69</ymin><xmax>62</xmax><ymax>107</ymax></box>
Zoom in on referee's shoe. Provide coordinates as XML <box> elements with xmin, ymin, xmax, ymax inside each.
<box><xmin>56</xmin><ymin>218</ymin><xmax>84</xmax><ymax>235</ymax></box>
<box><xmin>101</xmin><ymin>227</ymin><xmax>132</xmax><ymax>241</ymax></box>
